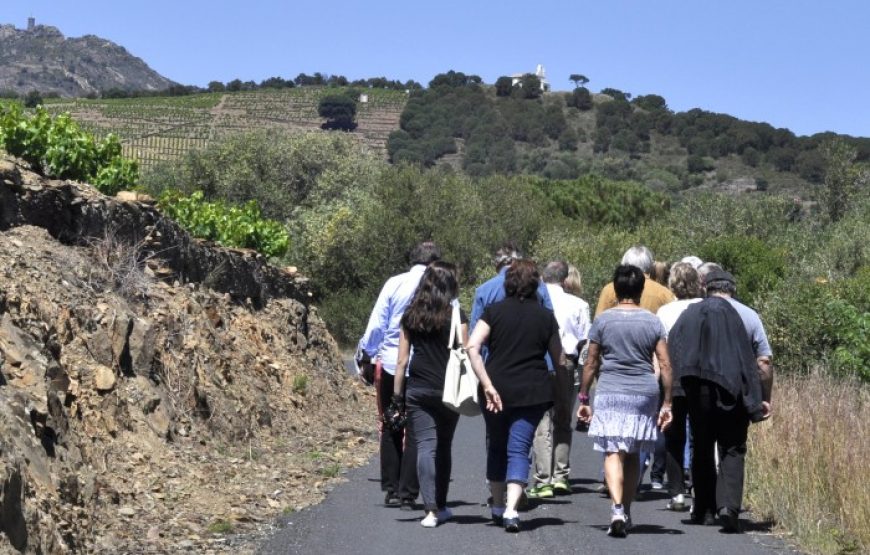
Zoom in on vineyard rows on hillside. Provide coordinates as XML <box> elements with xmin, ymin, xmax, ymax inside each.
<box><xmin>41</xmin><ymin>87</ymin><xmax>407</xmax><ymax>169</ymax></box>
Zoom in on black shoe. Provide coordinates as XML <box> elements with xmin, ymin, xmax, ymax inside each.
<box><xmin>399</xmin><ymin>498</ymin><xmax>417</xmax><ymax>511</ymax></box>
<box><xmin>384</xmin><ymin>492</ymin><xmax>400</xmax><ymax>507</ymax></box>
<box><xmin>690</xmin><ymin>509</ymin><xmax>716</xmax><ymax>526</ymax></box>
<box><xmin>718</xmin><ymin>508</ymin><xmax>740</xmax><ymax>533</ymax></box>
<box><xmin>503</xmin><ymin>516</ymin><xmax>520</xmax><ymax>533</ymax></box>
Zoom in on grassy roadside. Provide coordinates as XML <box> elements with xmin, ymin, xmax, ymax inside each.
<box><xmin>745</xmin><ymin>374</ymin><xmax>869</xmax><ymax>554</ymax></box>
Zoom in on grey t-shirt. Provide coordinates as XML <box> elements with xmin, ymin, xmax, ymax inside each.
<box><xmin>727</xmin><ymin>298</ymin><xmax>773</xmax><ymax>357</ymax></box>
<box><xmin>589</xmin><ymin>308</ymin><xmax>666</xmax><ymax>396</ymax></box>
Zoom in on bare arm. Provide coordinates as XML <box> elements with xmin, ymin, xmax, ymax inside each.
<box><xmin>576</xmin><ymin>342</ymin><xmax>601</xmax><ymax>422</ymax></box>
<box><xmin>758</xmin><ymin>356</ymin><xmax>773</xmax><ymax>418</ymax></box>
<box><xmin>392</xmin><ymin>328</ymin><xmax>410</xmax><ymax>397</ymax></box>
<box><xmin>466</xmin><ymin>320</ymin><xmax>502</xmax><ymax>413</ymax></box>
<box><xmin>655</xmin><ymin>339</ymin><xmax>674</xmax><ymax>431</ymax></box>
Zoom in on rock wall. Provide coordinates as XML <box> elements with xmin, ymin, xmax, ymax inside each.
<box><xmin>0</xmin><ymin>158</ymin><xmax>376</xmax><ymax>553</ymax></box>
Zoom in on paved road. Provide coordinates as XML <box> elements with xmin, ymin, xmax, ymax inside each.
<box><xmin>259</xmin><ymin>411</ymin><xmax>797</xmax><ymax>555</ymax></box>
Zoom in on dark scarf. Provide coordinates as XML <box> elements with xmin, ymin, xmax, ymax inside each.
<box><xmin>668</xmin><ymin>296</ymin><xmax>765</xmax><ymax>422</ymax></box>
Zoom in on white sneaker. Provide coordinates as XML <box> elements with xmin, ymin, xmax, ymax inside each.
<box><xmin>608</xmin><ymin>513</ymin><xmax>627</xmax><ymax>537</ymax></box>
<box><xmin>667</xmin><ymin>494</ymin><xmax>687</xmax><ymax>511</ymax></box>
<box><xmin>437</xmin><ymin>508</ymin><xmax>453</xmax><ymax>522</ymax></box>
<box><xmin>421</xmin><ymin>512</ymin><xmax>438</xmax><ymax>528</ymax></box>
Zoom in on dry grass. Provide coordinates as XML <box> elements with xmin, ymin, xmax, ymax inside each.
<box><xmin>87</xmin><ymin>228</ymin><xmax>153</xmax><ymax>301</ymax></box>
<box><xmin>746</xmin><ymin>374</ymin><xmax>869</xmax><ymax>554</ymax></box>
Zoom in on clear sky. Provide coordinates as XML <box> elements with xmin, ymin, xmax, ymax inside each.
<box><xmin>4</xmin><ymin>1</ymin><xmax>868</xmax><ymax>137</ymax></box>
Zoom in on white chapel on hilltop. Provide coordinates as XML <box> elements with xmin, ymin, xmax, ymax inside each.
<box><xmin>511</xmin><ymin>64</ymin><xmax>550</xmax><ymax>92</ymax></box>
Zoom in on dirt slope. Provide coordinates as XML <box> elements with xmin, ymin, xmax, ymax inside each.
<box><xmin>0</xmin><ymin>157</ymin><xmax>376</xmax><ymax>553</ymax></box>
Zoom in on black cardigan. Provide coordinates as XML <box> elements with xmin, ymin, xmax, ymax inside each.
<box><xmin>668</xmin><ymin>297</ymin><xmax>765</xmax><ymax>422</ymax></box>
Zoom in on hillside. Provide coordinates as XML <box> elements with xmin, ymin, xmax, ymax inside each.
<box><xmin>0</xmin><ymin>22</ymin><xmax>175</xmax><ymax>97</ymax></box>
<box><xmin>387</xmin><ymin>72</ymin><xmax>870</xmax><ymax>199</ymax></box>
<box><xmin>0</xmin><ymin>156</ymin><xmax>376</xmax><ymax>553</ymax></box>
<box><xmin>38</xmin><ymin>87</ymin><xmax>407</xmax><ymax>170</ymax></box>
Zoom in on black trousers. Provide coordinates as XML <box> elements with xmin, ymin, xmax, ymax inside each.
<box><xmin>664</xmin><ymin>396</ymin><xmax>689</xmax><ymax>497</ymax></box>
<box><xmin>684</xmin><ymin>378</ymin><xmax>749</xmax><ymax>515</ymax></box>
<box><xmin>376</xmin><ymin>367</ymin><xmax>419</xmax><ymax>500</ymax></box>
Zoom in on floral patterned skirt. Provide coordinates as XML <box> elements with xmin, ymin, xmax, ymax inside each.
<box><xmin>588</xmin><ymin>393</ymin><xmax>659</xmax><ymax>454</ymax></box>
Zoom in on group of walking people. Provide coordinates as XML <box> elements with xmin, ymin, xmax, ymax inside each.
<box><xmin>356</xmin><ymin>241</ymin><xmax>773</xmax><ymax>537</ymax></box>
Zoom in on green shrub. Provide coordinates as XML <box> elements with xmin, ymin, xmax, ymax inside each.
<box><xmin>538</xmin><ymin>174</ymin><xmax>670</xmax><ymax>229</ymax></box>
<box><xmin>698</xmin><ymin>235</ymin><xmax>786</xmax><ymax>305</ymax></box>
<box><xmin>158</xmin><ymin>190</ymin><xmax>289</xmax><ymax>257</ymax></box>
<box><xmin>0</xmin><ymin>103</ymin><xmax>138</xmax><ymax>193</ymax></box>
<box><xmin>761</xmin><ymin>277</ymin><xmax>869</xmax><ymax>381</ymax></box>
<box><xmin>292</xmin><ymin>374</ymin><xmax>308</xmax><ymax>395</ymax></box>
<box><xmin>142</xmin><ymin>131</ymin><xmax>380</xmax><ymax>220</ymax></box>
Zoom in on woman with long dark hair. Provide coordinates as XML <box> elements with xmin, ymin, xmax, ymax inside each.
<box><xmin>393</xmin><ymin>261</ymin><xmax>466</xmax><ymax>528</ymax></box>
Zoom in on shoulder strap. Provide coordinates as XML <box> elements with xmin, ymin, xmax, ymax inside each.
<box><xmin>447</xmin><ymin>303</ymin><xmax>461</xmax><ymax>349</ymax></box>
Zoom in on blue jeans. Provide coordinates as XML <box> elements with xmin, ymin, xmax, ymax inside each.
<box><xmin>483</xmin><ymin>403</ymin><xmax>549</xmax><ymax>485</ymax></box>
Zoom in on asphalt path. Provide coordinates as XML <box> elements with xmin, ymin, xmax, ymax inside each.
<box><xmin>259</xmin><ymin>406</ymin><xmax>797</xmax><ymax>555</ymax></box>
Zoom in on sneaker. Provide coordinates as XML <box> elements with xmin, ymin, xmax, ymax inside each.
<box><xmin>503</xmin><ymin>516</ymin><xmax>520</xmax><ymax>533</ymax></box>
<box><xmin>666</xmin><ymin>493</ymin><xmax>687</xmax><ymax>511</ymax></box>
<box><xmin>526</xmin><ymin>483</ymin><xmax>554</xmax><ymax>499</ymax></box>
<box><xmin>437</xmin><ymin>507</ymin><xmax>453</xmax><ymax>522</ymax></box>
<box><xmin>384</xmin><ymin>492</ymin><xmax>400</xmax><ymax>506</ymax></box>
<box><xmin>690</xmin><ymin>509</ymin><xmax>716</xmax><ymax>526</ymax></box>
<box><xmin>420</xmin><ymin>512</ymin><xmax>438</xmax><ymax>528</ymax></box>
<box><xmin>607</xmin><ymin>514</ymin><xmax>627</xmax><ymax>537</ymax></box>
<box><xmin>399</xmin><ymin>498</ymin><xmax>416</xmax><ymax>511</ymax></box>
<box><xmin>596</xmin><ymin>482</ymin><xmax>610</xmax><ymax>496</ymax></box>
<box><xmin>491</xmin><ymin>507</ymin><xmax>505</xmax><ymax>526</ymax></box>
<box><xmin>552</xmin><ymin>480</ymin><xmax>571</xmax><ymax>495</ymax></box>
<box><xmin>526</xmin><ymin>484</ymin><xmax>556</xmax><ymax>499</ymax></box>
<box><xmin>651</xmin><ymin>481</ymin><xmax>664</xmax><ymax>490</ymax></box>
<box><xmin>718</xmin><ymin>507</ymin><xmax>740</xmax><ymax>533</ymax></box>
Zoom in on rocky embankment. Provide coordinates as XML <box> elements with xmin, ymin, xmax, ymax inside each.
<box><xmin>0</xmin><ymin>157</ymin><xmax>376</xmax><ymax>553</ymax></box>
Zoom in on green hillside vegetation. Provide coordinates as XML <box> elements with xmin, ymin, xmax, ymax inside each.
<box><xmin>388</xmin><ymin>71</ymin><xmax>870</xmax><ymax>198</ymax></box>
<box><xmin>141</xmin><ymin>129</ymin><xmax>870</xmax><ymax>387</ymax></box>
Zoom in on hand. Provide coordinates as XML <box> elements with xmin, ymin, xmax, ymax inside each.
<box><xmin>483</xmin><ymin>384</ymin><xmax>502</xmax><ymax>413</ymax></box>
<box><xmin>657</xmin><ymin>408</ymin><xmax>673</xmax><ymax>431</ymax></box>
<box><xmin>760</xmin><ymin>401</ymin><xmax>772</xmax><ymax>420</ymax></box>
<box><xmin>577</xmin><ymin>404</ymin><xmax>592</xmax><ymax>423</ymax></box>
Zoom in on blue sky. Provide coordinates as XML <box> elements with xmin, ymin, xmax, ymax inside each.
<box><xmin>5</xmin><ymin>1</ymin><xmax>868</xmax><ymax>137</ymax></box>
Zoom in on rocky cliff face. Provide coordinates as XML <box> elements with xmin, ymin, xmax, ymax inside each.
<box><xmin>0</xmin><ymin>158</ymin><xmax>376</xmax><ymax>553</ymax></box>
<box><xmin>0</xmin><ymin>23</ymin><xmax>175</xmax><ymax>96</ymax></box>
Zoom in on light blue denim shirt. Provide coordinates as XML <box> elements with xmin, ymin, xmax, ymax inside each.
<box><xmin>357</xmin><ymin>264</ymin><xmax>427</xmax><ymax>375</ymax></box>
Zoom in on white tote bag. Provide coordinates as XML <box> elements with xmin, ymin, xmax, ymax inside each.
<box><xmin>442</xmin><ymin>303</ymin><xmax>480</xmax><ymax>416</ymax></box>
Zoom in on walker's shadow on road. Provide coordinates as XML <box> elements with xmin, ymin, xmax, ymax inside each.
<box><xmin>590</xmin><ymin>524</ymin><xmax>684</xmax><ymax>535</ymax></box>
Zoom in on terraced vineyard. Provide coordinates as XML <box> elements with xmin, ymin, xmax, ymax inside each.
<box><xmin>42</xmin><ymin>87</ymin><xmax>407</xmax><ymax>170</ymax></box>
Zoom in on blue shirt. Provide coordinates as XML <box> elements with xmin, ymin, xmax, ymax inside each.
<box><xmin>469</xmin><ymin>267</ymin><xmax>554</xmax><ymax>364</ymax></box>
<box><xmin>357</xmin><ymin>264</ymin><xmax>427</xmax><ymax>375</ymax></box>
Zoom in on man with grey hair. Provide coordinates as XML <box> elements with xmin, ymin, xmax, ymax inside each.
<box><xmin>469</xmin><ymin>242</ymin><xmax>552</xmax><ymax>339</ymax></box>
<box><xmin>595</xmin><ymin>245</ymin><xmax>675</xmax><ymax>317</ymax></box>
<box><xmin>668</xmin><ymin>269</ymin><xmax>773</xmax><ymax>533</ymax></box>
<box><xmin>528</xmin><ymin>260</ymin><xmax>591</xmax><ymax>498</ymax></box>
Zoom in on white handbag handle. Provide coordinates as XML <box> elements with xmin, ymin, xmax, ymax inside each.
<box><xmin>447</xmin><ymin>303</ymin><xmax>462</xmax><ymax>350</ymax></box>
